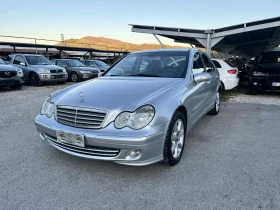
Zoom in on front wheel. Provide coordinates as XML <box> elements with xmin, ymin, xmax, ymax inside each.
<box><xmin>208</xmin><ymin>92</ymin><xmax>220</xmax><ymax>115</ymax></box>
<box><xmin>163</xmin><ymin>111</ymin><xmax>187</xmax><ymax>166</ymax></box>
<box><xmin>70</xmin><ymin>72</ymin><xmax>79</xmax><ymax>82</ymax></box>
<box><xmin>29</xmin><ymin>73</ymin><xmax>42</xmax><ymax>86</ymax></box>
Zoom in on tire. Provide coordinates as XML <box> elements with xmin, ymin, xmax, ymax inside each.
<box><xmin>29</xmin><ymin>73</ymin><xmax>42</xmax><ymax>86</ymax></box>
<box><xmin>11</xmin><ymin>85</ymin><xmax>22</xmax><ymax>90</ymax></box>
<box><xmin>220</xmin><ymin>82</ymin><xmax>225</xmax><ymax>94</ymax></box>
<box><xmin>70</xmin><ymin>72</ymin><xmax>79</xmax><ymax>82</ymax></box>
<box><xmin>163</xmin><ymin>111</ymin><xmax>187</xmax><ymax>166</ymax></box>
<box><xmin>248</xmin><ymin>83</ymin><xmax>257</xmax><ymax>95</ymax></box>
<box><xmin>208</xmin><ymin>91</ymin><xmax>220</xmax><ymax>115</ymax></box>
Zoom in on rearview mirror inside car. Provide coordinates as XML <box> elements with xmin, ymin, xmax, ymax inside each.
<box><xmin>193</xmin><ymin>72</ymin><xmax>210</xmax><ymax>83</ymax></box>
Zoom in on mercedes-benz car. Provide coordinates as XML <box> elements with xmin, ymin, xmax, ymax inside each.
<box><xmin>35</xmin><ymin>49</ymin><xmax>221</xmax><ymax>166</ymax></box>
<box><xmin>0</xmin><ymin>57</ymin><xmax>24</xmax><ymax>89</ymax></box>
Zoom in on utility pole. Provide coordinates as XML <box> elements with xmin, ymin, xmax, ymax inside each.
<box><xmin>61</xmin><ymin>34</ymin><xmax>65</xmax><ymax>46</ymax></box>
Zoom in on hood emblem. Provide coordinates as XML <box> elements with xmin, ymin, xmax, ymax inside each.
<box><xmin>79</xmin><ymin>92</ymin><xmax>85</xmax><ymax>102</ymax></box>
<box><xmin>5</xmin><ymin>72</ymin><xmax>10</xmax><ymax>76</ymax></box>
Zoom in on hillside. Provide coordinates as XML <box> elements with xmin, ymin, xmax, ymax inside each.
<box><xmin>58</xmin><ymin>36</ymin><xmax>188</xmax><ymax>52</ymax></box>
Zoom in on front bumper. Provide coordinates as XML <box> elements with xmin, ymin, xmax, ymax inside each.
<box><xmin>0</xmin><ymin>76</ymin><xmax>24</xmax><ymax>87</ymax></box>
<box><xmin>249</xmin><ymin>77</ymin><xmax>280</xmax><ymax>91</ymax></box>
<box><xmin>34</xmin><ymin>114</ymin><xmax>168</xmax><ymax>166</ymax></box>
<box><xmin>39</xmin><ymin>73</ymin><xmax>68</xmax><ymax>82</ymax></box>
<box><xmin>78</xmin><ymin>72</ymin><xmax>99</xmax><ymax>80</ymax></box>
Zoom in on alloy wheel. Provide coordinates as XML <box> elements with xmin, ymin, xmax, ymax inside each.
<box><xmin>171</xmin><ymin>119</ymin><xmax>185</xmax><ymax>159</ymax></box>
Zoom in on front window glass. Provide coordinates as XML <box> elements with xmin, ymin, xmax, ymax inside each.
<box><xmin>0</xmin><ymin>58</ymin><xmax>6</xmax><ymax>64</ymax></box>
<box><xmin>258</xmin><ymin>52</ymin><xmax>280</xmax><ymax>64</ymax></box>
<box><xmin>192</xmin><ymin>52</ymin><xmax>205</xmax><ymax>75</ymax></box>
<box><xmin>104</xmin><ymin>51</ymin><xmax>189</xmax><ymax>78</ymax></box>
<box><xmin>65</xmin><ymin>60</ymin><xmax>85</xmax><ymax>67</ymax></box>
<box><xmin>94</xmin><ymin>60</ymin><xmax>107</xmax><ymax>67</ymax></box>
<box><xmin>25</xmin><ymin>55</ymin><xmax>52</xmax><ymax>65</ymax></box>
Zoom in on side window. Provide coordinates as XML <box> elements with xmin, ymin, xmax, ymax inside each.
<box><xmin>57</xmin><ymin>60</ymin><xmax>66</xmax><ymax>67</ymax></box>
<box><xmin>201</xmin><ymin>54</ymin><xmax>215</xmax><ymax>72</ymax></box>
<box><xmin>212</xmin><ymin>60</ymin><xmax>222</xmax><ymax>68</ymax></box>
<box><xmin>192</xmin><ymin>52</ymin><xmax>205</xmax><ymax>75</ymax></box>
<box><xmin>50</xmin><ymin>60</ymin><xmax>56</xmax><ymax>65</ymax></box>
<box><xmin>13</xmin><ymin>56</ymin><xmax>26</xmax><ymax>65</ymax></box>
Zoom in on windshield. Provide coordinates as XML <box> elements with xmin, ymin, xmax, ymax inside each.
<box><xmin>0</xmin><ymin>58</ymin><xmax>6</xmax><ymax>64</ymax></box>
<box><xmin>65</xmin><ymin>60</ymin><xmax>85</xmax><ymax>67</ymax></box>
<box><xmin>258</xmin><ymin>52</ymin><xmax>280</xmax><ymax>64</ymax></box>
<box><xmin>25</xmin><ymin>55</ymin><xmax>52</xmax><ymax>65</ymax></box>
<box><xmin>94</xmin><ymin>60</ymin><xmax>107</xmax><ymax>67</ymax></box>
<box><xmin>104</xmin><ymin>51</ymin><xmax>189</xmax><ymax>78</ymax></box>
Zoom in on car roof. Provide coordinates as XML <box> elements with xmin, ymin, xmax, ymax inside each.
<box><xmin>129</xmin><ymin>48</ymin><xmax>192</xmax><ymax>54</ymax></box>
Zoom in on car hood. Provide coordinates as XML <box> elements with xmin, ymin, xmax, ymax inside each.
<box><xmin>68</xmin><ymin>66</ymin><xmax>99</xmax><ymax>73</ymax></box>
<box><xmin>54</xmin><ymin>77</ymin><xmax>183</xmax><ymax>112</ymax></box>
<box><xmin>29</xmin><ymin>65</ymin><xmax>64</xmax><ymax>70</ymax></box>
<box><xmin>0</xmin><ymin>64</ymin><xmax>18</xmax><ymax>71</ymax></box>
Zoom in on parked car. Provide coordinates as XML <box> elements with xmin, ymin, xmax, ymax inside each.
<box><xmin>80</xmin><ymin>60</ymin><xmax>110</xmax><ymax>75</ymax></box>
<box><xmin>228</xmin><ymin>58</ymin><xmax>247</xmax><ymax>78</ymax></box>
<box><xmin>0</xmin><ymin>57</ymin><xmax>24</xmax><ymax>89</ymax></box>
<box><xmin>35</xmin><ymin>49</ymin><xmax>221</xmax><ymax>166</ymax></box>
<box><xmin>212</xmin><ymin>59</ymin><xmax>239</xmax><ymax>90</ymax></box>
<box><xmin>9</xmin><ymin>54</ymin><xmax>68</xmax><ymax>86</ymax></box>
<box><xmin>51</xmin><ymin>59</ymin><xmax>100</xmax><ymax>82</ymax></box>
<box><xmin>248</xmin><ymin>51</ymin><xmax>280</xmax><ymax>94</ymax></box>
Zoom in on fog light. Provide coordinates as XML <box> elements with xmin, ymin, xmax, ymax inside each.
<box><xmin>126</xmin><ymin>149</ymin><xmax>142</xmax><ymax>160</ymax></box>
<box><xmin>253</xmin><ymin>82</ymin><xmax>258</xmax><ymax>85</ymax></box>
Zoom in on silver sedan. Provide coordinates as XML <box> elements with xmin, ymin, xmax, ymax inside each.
<box><xmin>34</xmin><ymin>49</ymin><xmax>221</xmax><ymax>166</ymax></box>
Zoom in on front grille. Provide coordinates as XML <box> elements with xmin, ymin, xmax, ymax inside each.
<box><xmin>45</xmin><ymin>134</ymin><xmax>119</xmax><ymax>157</ymax></box>
<box><xmin>51</xmin><ymin>75</ymin><xmax>65</xmax><ymax>79</ymax></box>
<box><xmin>269</xmin><ymin>72</ymin><xmax>280</xmax><ymax>81</ymax></box>
<box><xmin>0</xmin><ymin>71</ymin><xmax>17</xmax><ymax>78</ymax></box>
<box><xmin>56</xmin><ymin>106</ymin><xmax>107</xmax><ymax>129</ymax></box>
<box><xmin>50</xmin><ymin>69</ymin><xmax>63</xmax><ymax>73</ymax></box>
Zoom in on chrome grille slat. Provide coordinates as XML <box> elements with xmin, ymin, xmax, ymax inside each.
<box><xmin>56</xmin><ymin>106</ymin><xmax>106</xmax><ymax>129</ymax></box>
<box><xmin>45</xmin><ymin>134</ymin><xmax>119</xmax><ymax>157</ymax></box>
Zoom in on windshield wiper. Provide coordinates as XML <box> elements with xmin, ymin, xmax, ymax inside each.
<box><xmin>129</xmin><ymin>74</ymin><xmax>161</xmax><ymax>77</ymax></box>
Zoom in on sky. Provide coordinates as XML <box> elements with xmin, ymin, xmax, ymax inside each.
<box><xmin>0</xmin><ymin>0</ymin><xmax>280</xmax><ymax>46</ymax></box>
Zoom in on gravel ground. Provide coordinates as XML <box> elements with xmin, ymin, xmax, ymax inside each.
<box><xmin>1</xmin><ymin>83</ymin><xmax>280</xmax><ymax>210</ymax></box>
<box><xmin>222</xmin><ymin>82</ymin><xmax>280</xmax><ymax>106</ymax></box>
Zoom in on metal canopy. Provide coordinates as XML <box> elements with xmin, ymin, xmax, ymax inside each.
<box><xmin>130</xmin><ymin>17</ymin><xmax>280</xmax><ymax>58</ymax></box>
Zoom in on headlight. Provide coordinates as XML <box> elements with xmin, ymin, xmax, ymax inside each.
<box><xmin>15</xmin><ymin>68</ymin><xmax>23</xmax><ymax>76</ymax></box>
<box><xmin>115</xmin><ymin>105</ymin><xmax>155</xmax><ymax>129</ymax></box>
<box><xmin>38</xmin><ymin>68</ymin><xmax>50</xmax><ymax>73</ymax></box>
<box><xmin>252</xmin><ymin>71</ymin><xmax>268</xmax><ymax>76</ymax></box>
<box><xmin>61</xmin><ymin>67</ymin><xmax>67</xmax><ymax>73</ymax></box>
<box><xmin>80</xmin><ymin>70</ymin><xmax>91</xmax><ymax>74</ymax></box>
<box><xmin>40</xmin><ymin>96</ymin><xmax>55</xmax><ymax>118</ymax></box>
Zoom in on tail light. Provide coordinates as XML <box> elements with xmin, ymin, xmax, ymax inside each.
<box><xmin>227</xmin><ymin>69</ymin><xmax>237</xmax><ymax>74</ymax></box>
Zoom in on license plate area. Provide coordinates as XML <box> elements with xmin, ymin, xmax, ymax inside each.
<box><xmin>56</xmin><ymin>131</ymin><xmax>85</xmax><ymax>147</ymax></box>
<box><xmin>272</xmin><ymin>82</ymin><xmax>280</xmax><ymax>87</ymax></box>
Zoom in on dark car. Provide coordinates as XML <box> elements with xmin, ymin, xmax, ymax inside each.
<box><xmin>228</xmin><ymin>58</ymin><xmax>247</xmax><ymax>78</ymax></box>
<box><xmin>51</xmin><ymin>59</ymin><xmax>100</xmax><ymax>82</ymax></box>
<box><xmin>248</xmin><ymin>51</ymin><xmax>280</xmax><ymax>94</ymax></box>
<box><xmin>0</xmin><ymin>57</ymin><xmax>24</xmax><ymax>89</ymax></box>
<box><xmin>80</xmin><ymin>60</ymin><xmax>110</xmax><ymax>75</ymax></box>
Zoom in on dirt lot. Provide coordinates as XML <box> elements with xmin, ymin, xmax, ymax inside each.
<box><xmin>0</xmin><ymin>83</ymin><xmax>280</xmax><ymax>210</ymax></box>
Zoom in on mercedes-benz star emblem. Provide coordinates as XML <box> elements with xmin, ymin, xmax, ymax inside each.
<box><xmin>5</xmin><ymin>72</ymin><xmax>10</xmax><ymax>76</ymax></box>
<box><xmin>79</xmin><ymin>92</ymin><xmax>84</xmax><ymax>102</ymax></box>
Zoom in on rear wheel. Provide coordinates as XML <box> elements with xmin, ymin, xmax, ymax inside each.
<box><xmin>29</xmin><ymin>73</ymin><xmax>42</xmax><ymax>86</ymax></box>
<box><xmin>70</xmin><ymin>72</ymin><xmax>79</xmax><ymax>82</ymax></box>
<box><xmin>208</xmin><ymin>92</ymin><xmax>220</xmax><ymax>115</ymax></box>
<box><xmin>163</xmin><ymin>111</ymin><xmax>186</xmax><ymax>166</ymax></box>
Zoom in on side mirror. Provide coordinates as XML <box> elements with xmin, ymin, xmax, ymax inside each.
<box><xmin>20</xmin><ymin>62</ymin><xmax>26</xmax><ymax>66</ymax></box>
<box><xmin>193</xmin><ymin>72</ymin><xmax>210</xmax><ymax>83</ymax></box>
